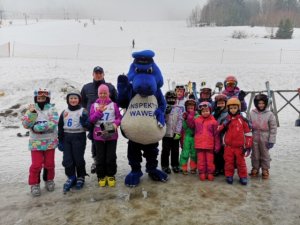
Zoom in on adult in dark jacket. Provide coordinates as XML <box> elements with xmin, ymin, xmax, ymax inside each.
<box><xmin>80</xmin><ymin>66</ymin><xmax>118</xmax><ymax>173</ymax></box>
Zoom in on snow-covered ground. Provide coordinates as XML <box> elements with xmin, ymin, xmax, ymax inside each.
<box><xmin>0</xmin><ymin>20</ymin><xmax>300</xmax><ymax>225</ymax></box>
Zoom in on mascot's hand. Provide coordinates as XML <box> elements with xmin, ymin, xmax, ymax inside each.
<box><xmin>117</xmin><ymin>74</ymin><xmax>129</xmax><ymax>88</ymax></box>
<box><xmin>155</xmin><ymin>108</ymin><xmax>165</xmax><ymax>128</ymax></box>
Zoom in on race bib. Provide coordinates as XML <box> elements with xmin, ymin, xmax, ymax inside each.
<box><xmin>121</xmin><ymin>94</ymin><xmax>166</xmax><ymax>144</ymax></box>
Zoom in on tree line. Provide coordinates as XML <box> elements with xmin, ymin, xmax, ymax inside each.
<box><xmin>187</xmin><ymin>0</ymin><xmax>300</xmax><ymax>27</ymax></box>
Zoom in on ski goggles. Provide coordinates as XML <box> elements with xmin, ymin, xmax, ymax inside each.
<box><xmin>175</xmin><ymin>85</ymin><xmax>185</xmax><ymax>90</ymax></box>
<box><xmin>198</xmin><ymin>103</ymin><xmax>210</xmax><ymax>110</ymax></box>
<box><xmin>225</xmin><ymin>81</ymin><xmax>237</xmax><ymax>87</ymax></box>
<box><xmin>36</xmin><ymin>90</ymin><xmax>49</xmax><ymax>97</ymax></box>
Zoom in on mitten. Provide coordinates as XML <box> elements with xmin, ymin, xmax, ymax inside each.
<box><xmin>58</xmin><ymin>141</ymin><xmax>64</xmax><ymax>152</ymax></box>
<box><xmin>182</xmin><ymin>112</ymin><xmax>188</xmax><ymax>120</ymax></box>
<box><xmin>266</xmin><ymin>142</ymin><xmax>274</xmax><ymax>149</ymax></box>
<box><xmin>80</xmin><ymin>113</ymin><xmax>89</xmax><ymax>127</ymax></box>
<box><xmin>238</xmin><ymin>90</ymin><xmax>246</xmax><ymax>101</ymax></box>
<box><xmin>173</xmin><ymin>133</ymin><xmax>181</xmax><ymax>140</ymax></box>
<box><xmin>33</xmin><ymin>121</ymin><xmax>49</xmax><ymax>133</ymax></box>
<box><xmin>117</xmin><ymin>74</ymin><xmax>129</xmax><ymax>89</ymax></box>
<box><xmin>243</xmin><ymin>148</ymin><xmax>251</xmax><ymax>157</ymax></box>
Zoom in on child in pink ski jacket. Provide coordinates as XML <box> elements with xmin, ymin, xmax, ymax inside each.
<box><xmin>89</xmin><ymin>84</ymin><xmax>122</xmax><ymax>187</ymax></box>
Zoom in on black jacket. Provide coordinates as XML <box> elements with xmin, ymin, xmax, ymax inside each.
<box><xmin>80</xmin><ymin>79</ymin><xmax>117</xmax><ymax>112</ymax></box>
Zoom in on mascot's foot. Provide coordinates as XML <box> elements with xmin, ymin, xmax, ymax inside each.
<box><xmin>125</xmin><ymin>171</ymin><xmax>143</xmax><ymax>187</ymax></box>
<box><xmin>147</xmin><ymin>169</ymin><xmax>168</xmax><ymax>182</ymax></box>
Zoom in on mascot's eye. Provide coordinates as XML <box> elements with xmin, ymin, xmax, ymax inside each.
<box><xmin>135</xmin><ymin>68</ymin><xmax>142</xmax><ymax>73</ymax></box>
<box><xmin>146</xmin><ymin>67</ymin><xmax>153</xmax><ymax>74</ymax></box>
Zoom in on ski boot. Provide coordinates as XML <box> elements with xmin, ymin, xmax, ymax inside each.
<box><xmin>226</xmin><ymin>176</ymin><xmax>233</xmax><ymax>184</ymax></box>
<box><xmin>63</xmin><ymin>175</ymin><xmax>77</xmax><ymax>193</ymax></box>
<box><xmin>190</xmin><ymin>169</ymin><xmax>197</xmax><ymax>174</ymax></box>
<box><xmin>45</xmin><ymin>180</ymin><xmax>55</xmax><ymax>192</ymax></box>
<box><xmin>107</xmin><ymin>176</ymin><xmax>116</xmax><ymax>187</ymax></box>
<box><xmin>249</xmin><ymin>168</ymin><xmax>259</xmax><ymax>177</ymax></box>
<box><xmin>262</xmin><ymin>169</ymin><xmax>269</xmax><ymax>179</ymax></box>
<box><xmin>98</xmin><ymin>177</ymin><xmax>107</xmax><ymax>187</ymax></box>
<box><xmin>239</xmin><ymin>177</ymin><xmax>248</xmax><ymax>185</ymax></box>
<box><xmin>162</xmin><ymin>167</ymin><xmax>171</xmax><ymax>174</ymax></box>
<box><xmin>31</xmin><ymin>184</ymin><xmax>41</xmax><ymax>197</ymax></box>
<box><xmin>75</xmin><ymin>177</ymin><xmax>85</xmax><ymax>190</ymax></box>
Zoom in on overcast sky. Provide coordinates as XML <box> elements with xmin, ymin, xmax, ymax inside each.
<box><xmin>0</xmin><ymin>0</ymin><xmax>207</xmax><ymax>20</ymax></box>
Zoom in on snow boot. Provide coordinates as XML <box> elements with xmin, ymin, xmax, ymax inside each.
<box><xmin>31</xmin><ymin>184</ymin><xmax>41</xmax><ymax>197</ymax></box>
<box><xmin>75</xmin><ymin>177</ymin><xmax>85</xmax><ymax>190</ymax></box>
<box><xmin>199</xmin><ymin>173</ymin><xmax>206</xmax><ymax>181</ymax></box>
<box><xmin>45</xmin><ymin>180</ymin><xmax>55</xmax><ymax>192</ymax></box>
<box><xmin>125</xmin><ymin>171</ymin><xmax>143</xmax><ymax>187</ymax></box>
<box><xmin>207</xmin><ymin>174</ymin><xmax>214</xmax><ymax>181</ymax></box>
<box><xmin>262</xmin><ymin>169</ymin><xmax>269</xmax><ymax>179</ymax></box>
<box><xmin>162</xmin><ymin>167</ymin><xmax>171</xmax><ymax>174</ymax></box>
<box><xmin>63</xmin><ymin>175</ymin><xmax>77</xmax><ymax>193</ymax></box>
<box><xmin>147</xmin><ymin>169</ymin><xmax>168</xmax><ymax>182</ymax></box>
<box><xmin>249</xmin><ymin>168</ymin><xmax>259</xmax><ymax>177</ymax></box>
<box><xmin>239</xmin><ymin>177</ymin><xmax>248</xmax><ymax>185</ymax></box>
<box><xmin>226</xmin><ymin>176</ymin><xmax>233</xmax><ymax>184</ymax></box>
<box><xmin>181</xmin><ymin>164</ymin><xmax>188</xmax><ymax>175</ymax></box>
<box><xmin>172</xmin><ymin>166</ymin><xmax>180</xmax><ymax>173</ymax></box>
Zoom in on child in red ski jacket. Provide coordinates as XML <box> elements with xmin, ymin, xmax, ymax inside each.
<box><xmin>218</xmin><ymin>98</ymin><xmax>252</xmax><ymax>185</ymax></box>
<box><xmin>187</xmin><ymin>101</ymin><xmax>220</xmax><ymax>181</ymax></box>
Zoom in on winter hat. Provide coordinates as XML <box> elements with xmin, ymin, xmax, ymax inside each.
<box><xmin>254</xmin><ymin>94</ymin><xmax>268</xmax><ymax>111</ymax></box>
<box><xmin>66</xmin><ymin>89</ymin><xmax>81</xmax><ymax>105</ymax></box>
<box><xmin>98</xmin><ymin>84</ymin><xmax>110</xmax><ymax>99</ymax></box>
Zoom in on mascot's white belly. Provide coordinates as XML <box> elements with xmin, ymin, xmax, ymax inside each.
<box><xmin>121</xmin><ymin>94</ymin><xmax>166</xmax><ymax>145</ymax></box>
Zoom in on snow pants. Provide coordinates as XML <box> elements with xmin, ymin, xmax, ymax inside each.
<box><xmin>180</xmin><ymin>135</ymin><xmax>197</xmax><ymax>171</ymax></box>
<box><xmin>95</xmin><ymin>140</ymin><xmax>117</xmax><ymax>178</ymax></box>
<box><xmin>161</xmin><ymin>137</ymin><xmax>179</xmax><ymax>168</ymax></box>
<box><xmin>224</xmin><ymin>146</ymin><xmax>247</xmax><ymax>178</ymax></box>
<box><xmin>128</xmin><ymin>140</ymin><xmax>159</xmax><ymax>172</ymax></box>
<box><xmin>29</xmin><ymin>149</ymin><xmax>55</xmax><ymax>185</ymax></box>
<box><xmin>197</xmin><ymin>149</ymin><xmax>215</xmax><ymax>174</ymax></box>
<box><xmin>62</xmin><ymin>132</ymin><xmax>87</xmax><ymax>178</ymax></box>
<box><xmin>251</xmin><ymin>131</ymin><xmax>271</xmax><ymax>170</ymax></box>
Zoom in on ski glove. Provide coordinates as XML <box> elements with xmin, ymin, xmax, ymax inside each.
<box><xmin>238</xmin><ymin>90</ymin><xmax>246</xmax><ymax>101</ymax></box>
<box><xmin>80</xmin><ymin>113</ymin><xmax>89</xmax><ymax>127</ymax></box>
<box><xmin>243</xmin><ymin>148</ymin><xmax>251</xmax><ymax>157</ymax></box>
<box><xmin>33</xmin><ymin>121</ymin><xmax>49</xmax><ymax>133</ymax></box>
<box><xmin>58</xmin><ymin>142</ymin><xmax>64</xmax><ymax>152</ymax></box>
<box><xmin>266</xmin><ymin>142</ymin><xmax>274</xmax><ymax>150</ymax></box>
<box><xmin>173</xmin><ymin>133</ymin><xmax>181</xmax><ymax>140</ymax></box>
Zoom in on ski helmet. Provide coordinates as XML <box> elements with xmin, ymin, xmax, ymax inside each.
<box><xmin>198</xmin><ymin>101</ymin><xmax>212</xmax><ymax>112</ymax></box>
<box><xmin>224</xmin><ymin>75</ymin><xmax>238</xmax><ymax>88</ymax></box>
<box><xmin>214</xmin><ymin>94</ymin><xmax>227</xmax><ymax>102</ymax></box>
<box><xmin>185</xmin><ymin>99</ymin><xmax>196</xmax><ymax>111</ymax></box>
<box><xmin>175</xmin><ymin>84</ymin><xmax>186</xmax><ymax>92</ymax></box>
<box><xmin>66</xmin><ymin>89</ymin><xmax>82</xmax><ymax>104</ymax></box>
<box><xmin>254</xmin><ymin>93</ymin><xmax>268</xmax><ymax>111</ymax></box>
<box><xmin>34</xmin><ymin>88</ymin><xmax>51</xmax><ymax>98</ymax></box>
<box><xmin>226</xmin><ymin>97</ymin><xmax>241</xmax><ymax>110</ymax></box>
<box><xmin>165</xmin><ymin>90</ymin><xmax>177</xmax><ymax>105</ymax></box>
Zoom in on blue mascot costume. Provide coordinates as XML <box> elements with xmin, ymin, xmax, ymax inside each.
<box><xmin>118</xmin><ymin>50</ymin><xmax>168</xmax><ymax>187</ymax></box>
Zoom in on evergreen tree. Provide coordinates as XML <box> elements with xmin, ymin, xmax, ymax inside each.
<box><xmin>276</xmin><ymin>18</ymin><xmax>294</xmax><ymax>38</ymax></box>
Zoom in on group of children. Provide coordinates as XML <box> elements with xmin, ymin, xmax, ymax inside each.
<box><xmin>22</xmin><ymin>84</ymin><xmax>121</xmax><ymax>196</ymax></box>
<box><xmin>161</xmin><ymin>75</ymin><xmax>277</xmax><ymax>185</ymax></box>
<box><xmin>21</xmin><ymin>75</ymin><xmax>277</xmax><ymax>197</ymax></box>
